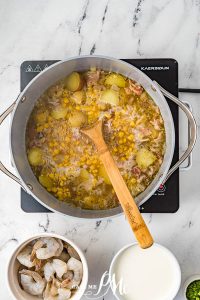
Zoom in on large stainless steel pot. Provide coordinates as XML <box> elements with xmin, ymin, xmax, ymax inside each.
<box><xmin>0</xmin><ymin>56</ymin><xmax>197</xmax><ymax>218</ymax></box>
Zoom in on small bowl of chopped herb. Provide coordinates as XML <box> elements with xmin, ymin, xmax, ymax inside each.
<box><xmin>184</xmin><ymin>275</ymin><xmax>200</xmax><ymax>300</ymax></box>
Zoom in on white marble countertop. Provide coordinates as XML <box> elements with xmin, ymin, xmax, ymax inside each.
<box><xmin>0</xmin><ymin>0</ymin><xmax>200</xmax><ymax>299</ymax></box>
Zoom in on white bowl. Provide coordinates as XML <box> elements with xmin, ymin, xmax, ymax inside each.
<box><xmin>109</xmin><ymin>243</ymin><xmax>181</xmax><ymax>300</ymax></box>
<box><xmin>7</xmin><ymin>233</ymin><xmax>88</xmax><ymax>300</ymax></box>
<box><xmin>183</xmin><ymin>275</ymin><xmax>200</xmax><ymax>300</ymax></box>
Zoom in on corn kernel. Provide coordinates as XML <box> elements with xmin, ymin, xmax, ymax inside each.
<box><xmin>128</xmin><ymin>134</ymin><xmax>134</xmax><ymax>141</ymax></box>
<box><xmin>118</xmin><ymin>131</ymin><xmax>124</xmax><ymax>137</ymax></box>
<box><xmin>63</xmin><ymin>97</ymin><xmax>69</xmax><ymax>104</ymax></box>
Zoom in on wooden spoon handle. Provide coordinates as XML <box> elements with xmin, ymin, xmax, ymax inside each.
<box><xmin>83</xmin><ymin>121</ymin><xmax>153</xmax><ymax>249</ymax></box>
<box><xmin>99</xmin><ymin>141</ymin><xmax>153</xmax><ymax>248</ymax></box>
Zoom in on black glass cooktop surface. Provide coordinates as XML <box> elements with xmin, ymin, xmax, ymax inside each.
<box><xmin>21</xmin><ymin>58</ymin><xmax>179</xmax><ymax>213</ymax></box>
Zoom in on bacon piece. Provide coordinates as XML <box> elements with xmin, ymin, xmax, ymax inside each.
<box><xmin>125</xmin><ymin>80</ymin><xmax>143</xmax><ymax>96</ymax></box>
<box><xmin>85</xmin><ymin>70</ymin><xmax>100</xmax><ymax>86</ymax></box>
<box><xmin>132</xmin><ymin>166</ymin><xmax>141</xmax><ymax>177</ymax></box>
<box><xmin>94</xmin><ymin>84</ymin><xmax>106</xmax><ymax>91</ymax></box>
<box><xmin>140</xmin><ymin>127</ymin><xmax>151</xmax><ymax>136</ymax></box>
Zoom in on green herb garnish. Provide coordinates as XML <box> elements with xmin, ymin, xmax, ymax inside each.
<box><xmin>186</xmin><ymin>280</ymin><xmax>200</xmax><ymax>300</ymax></box>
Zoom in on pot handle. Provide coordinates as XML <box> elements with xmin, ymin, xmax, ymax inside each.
<box><xmin>179</xmin><ymin>101</ymin><xmax>193</xmax><ymax>171</ymax></box>
<box><xmin>0</xmin><ymin>101</ymin><xmax>26</xmax><ymax>190</ymax></box>
<box><xmin>153</xmin><ymin>81</ymin><xmax>197</xmax><ymax>184</ymax></box>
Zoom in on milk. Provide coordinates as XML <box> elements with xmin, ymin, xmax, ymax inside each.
<box><xmin>112</xmin><ymin>244</ymin><xmax>181</xmax><ymax>300</ymax></box>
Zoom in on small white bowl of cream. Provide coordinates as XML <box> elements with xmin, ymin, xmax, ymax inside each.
<box><xmin>109</xmin><ymin>243</ymin><xmax>181</xmax><ymax>300</ymax></box>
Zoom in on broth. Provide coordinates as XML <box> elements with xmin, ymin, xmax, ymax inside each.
<box><xmin>26</xmin><ymin>69</ymin><xmax>165</xmax><ymax>210</ymax></box>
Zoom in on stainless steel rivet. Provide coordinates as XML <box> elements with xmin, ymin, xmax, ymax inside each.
<box><xmin>27</xmin><ymin>183</ymin><xmax>33</xmax><ymax>190</ymax></box>
<box><xmin>151</xmin><ymin>85</ymin><xmax>156</xmax><ymax>92</ymax></box>
<box><xmin>21</xmin><ymin>96</ymin><xmax>26</xmax><ymax>103</ymax></box>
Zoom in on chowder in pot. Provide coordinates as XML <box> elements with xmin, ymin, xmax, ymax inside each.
<box><xmin>2</xmin><ymin>55</ymin><xmax>194</xmax><ymax>218</ymax></box>
<box><xmin>26</xmin><ymin>69</ymin><xmax>166</xmax><ymax>210</ymax></box>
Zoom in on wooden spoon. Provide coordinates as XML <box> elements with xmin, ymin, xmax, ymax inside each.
<box><xmin>81</xmin><ymin>120</ymin><xmax>154</xmax><ymax>249</ymax></box>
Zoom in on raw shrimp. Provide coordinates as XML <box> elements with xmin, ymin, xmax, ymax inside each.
<box><xmin>44</xmin><ymin>259</ymin><xmax>68</xmax><ymax>281</ymax></box>
<box><xmin>49</xmin><ymin>277</ymin><xmax>61</xmax><ymax>297</ymax></box>
<box><xmin>65</xmin><ymin>244</ymin><xmax>80</xmax><ymax>260</ymax></box>
<box><xmin>30</xmin><ymin>239</ymin><xmax>44</xmax><ymax>261</ymax></box>
<box><xmin>31</xmin><ymin>237</ymin><xmax>63</xmax><ymax>260</ymax></box>
<box><xmin>63</xmin><ymin>270</ymin><xmax>73</xmax><ymax>281</ymax></box>
<box><xmin>44</xmin><ymin>282</ymin><xmax>56</xmax><ymax>300</ymax></box>
<box><xmin>59</xmin><ymin>249</ymin><xmax>70</xmax><ymax>262</ymax></box>
<box><xmin>43</xmin><ymin>281</ymin><xmax>71</xmax><ymax>300</ymax></box>
<box><xmin>61</xmin><ymin>257</ymin><xmax>83</xmax><ymax>289</ymax></box>
<box><xmin>32</xmin><ymin>257</ymin><xmax>44</xmax><ymax>272</ymax></box>
<box><xmin>61</xmin><ymin>271</ymin><xmax>73</xmax><ymax>288</ymax></box>
<box><xmin>20</xmin><ymin>269</ymin><xmax>45</xmax><ymax>296</ymax></box>
<box><xmin>17</xmin><ymin>245</ymin><xmax>34</xmax><ymax>268</ymax></box>
<box><xmin>57</xmin><ymin>288</ymin><xmax>72</xmax><ymax>300</ymax></box>
<box><xmin>54</xmin><ymin>239</ymin><xmax>64</xmax><ymax>257</ymax></box>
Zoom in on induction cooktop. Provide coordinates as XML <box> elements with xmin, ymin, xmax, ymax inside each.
<box><xmin>20</xmin><ymin>58</ymin><xmax>179</xmax><ymax>213</ymax></box>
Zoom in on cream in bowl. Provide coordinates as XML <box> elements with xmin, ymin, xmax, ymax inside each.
<box><xmin>7</xmin><ymin>233</ymin><xmax>88</xmax><ymax>300</ymax></box>
<box><xmin>109</xmin><ymin>243</ymin><xmax>181</xmax><ymax>300</ymax></box>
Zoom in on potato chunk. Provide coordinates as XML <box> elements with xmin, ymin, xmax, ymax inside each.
<box><xmin>79</xmin><ymin>169</ymin><xmax>90</xmax><ymax>181</ymax></box>
<box><xmin>105</xmin><ymin>73</ymin><xmax>126</xmax><ymax>87</ymax></box>
<box><xmin>100</xmin><ymin>89</ymin><xmax>119</xmax><ymax>106</ymax></box>
<box><xmin>65</xmin><ymin>72</ymin><xmax>83</xmax><ymax>92</ymax></box>
<box><xmin>71</xmin><ymin>90</ymin><xmax>85</xmax><ymax>104</ymax></box>
<box><xmin>51</xmin><ymin>106</ymin><xmax>68</xmax><ymax>120</ymax></box>
<box><xmin>98</xmin><ymin>165</ymin><xmax>111</xmax><ymax>185</ymax></box>
<box><xmin>68</xmin><ymin>111</ymin><xmax>87</xmax><ymax>127</ymax></box>
<box><xmin>39</xmin><ymin>174</ymin><xmax>53</xmax><ymax>189</ymax></box>
<box><xmin>136</xmin><ymin>148</ymin><xmax>156</xmax><ymax>169</ymax></box>
<box><xmin>28</xmin><ymin>148</ymin><xmax>43</xmax><ymax>166</ymax></box>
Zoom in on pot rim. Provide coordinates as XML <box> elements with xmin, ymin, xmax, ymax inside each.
<box><xmin>9</xmin><ymin>55</ymin><xmax>175</xmax><ymax>219</ymax></box>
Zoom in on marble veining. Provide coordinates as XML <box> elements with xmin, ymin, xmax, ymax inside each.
<box><xmin>0</xmin><ymin>0</ymin><xmax>200</xmax><ymax>299</ymax></box>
